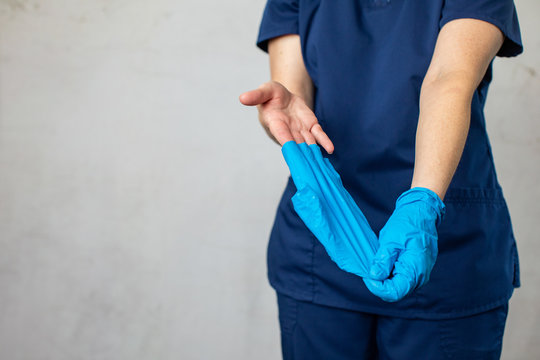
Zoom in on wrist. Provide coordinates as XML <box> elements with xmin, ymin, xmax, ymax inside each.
<box><xmin>410</xmin><ymin>177</ymin><xmax>447</xmax><ymax>201</ymax></box>
<box><xmin>397</xmin><ymin>187</ymin><xmax>446</xmax><ymax>225</ymax></box>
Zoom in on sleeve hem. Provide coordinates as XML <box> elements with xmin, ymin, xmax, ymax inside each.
<box><xmin>439</xmin><ymin>13</ymin><xmax>523</xmax><ymax>58</ymax></box>
<box><xmin>256</xmin><ymin>26</ymin><xmax>300</xmax><ymax>53</ymax></box>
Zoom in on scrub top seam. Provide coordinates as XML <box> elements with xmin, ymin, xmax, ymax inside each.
<box><xmin>269</xmin><ymin>278</ymin><xmax>516</xmax><ymax>320</ymax></box>
<box><xmin>310</xmin><ymin>233</ymin><xmax>317</xmax><ymax>301</ymax></box>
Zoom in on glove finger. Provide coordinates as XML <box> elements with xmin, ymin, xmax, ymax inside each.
<box><xmin>369</xmin><ymin>246</ymin><xmax>400</xmax><ymax>280</ymax></box>
<box><xmin>304</xmin><ymin>143</ymin><xmax>379</xmax><ymax>273</ymax></box>
<box><xmin>305</xmin><ymin>143</ymin><xmax>375</xmax><ymax>268</ymax></box>
<box><xmin>363</xmin><ymin>272</ymin><xmax>415</xmax><ymax>302</ymax></box>
<box><xmin>310</xmin><ymin>144</ymin><xmax>345</xmax><ymax>191</ymax></box>
<box><xmin>292</xmin><ymin>186</ymin><xmax>328</xmax><ymax>237</ymax></box>
<box><xmin>292</xmin><ymin>187</ymin><xmax>340</xmax><ymax>261</ymax></box>
<box><xmin>323</xmin><ymin>158</ymin><xmax>342</xmax><ymax>184</ymax></box>
<box><xmin>281</xmin><ymin>141</ymin><xmax>317</xmax><ymax>191</ymax></box>
<box><xmin>394</xmin><ymin>249</ymin><xmax>433</xmax><ymax>288</ymax></box>
<box><xmin>292</xmin><ymin>186</ymin><xmax>368</xmax><ymax>277</ymax></box>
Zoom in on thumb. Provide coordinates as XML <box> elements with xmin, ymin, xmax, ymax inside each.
<box><xmin>239</xmin><ymin>83</ymin><xmax>275</xmax><ymax>106</ymax></box>
<box><xmin>363</xmin><ymin>272</ymin><xmax>415</xmax><ymax>302</ymax></box>
<box><xmin>369</xmin><ymin>245</ymin><xmax>399</xmax><ymax>280</ymax></box>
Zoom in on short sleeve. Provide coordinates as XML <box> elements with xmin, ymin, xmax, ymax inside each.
<box><xmin>439</xmin><ymin>0</ymin><xmax>523</xmax><ymax>57</ymax></box>
<box><xmin>256</xmin><ymin>0</ymin><xmax>300</xmax><ymax>53</ymax></box>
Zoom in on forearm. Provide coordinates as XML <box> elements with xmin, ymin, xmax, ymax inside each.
<box><xmin>410</xmin><ymin>18</ymin><xmax>504</xmax><ymax>201</ymax></box>
<box><xmin>268</xmin><ymin>34</ymin><xmax>314</xmax><ymax>109</ymax></box>
<box><xmin>410</xmin><ymin>73</ymin><xmax>474</xmax><ymax>201</ymax></box>
<box><xmin>240</xmin><ymin>35</ymin><xmax>333</xmax><ymax>152</ymax></box>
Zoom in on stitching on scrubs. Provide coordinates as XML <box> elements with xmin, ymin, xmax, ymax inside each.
<box><xmin>272</xmin><ymin>276</ymin><xmax>515</xmax><ymax>320</ymax></box>
<box><xmin>273</xmin><ymin>178</ymin><xmax>317</xmax><ymax>302</ymax></box>
<box><xmin>443</xmin><ymin>187</ymin><xmax>506</xmax><ymax>205</ymax></box>
<box><xmin>310</xmin><ymin>232</ymin><xmax>317</xmax><ymax>298</ymax></box>
<box><xmin>444</xmin><ymin>199</ymin><xmax>506</xmax><ymax>206</ymax></box>
<box><xmin>365</xmin><ymin>0</ymin><xmax>391</xmax><ymax>10</ymax></box>
<box><xmin>437</xmin><ymin>304</ymin><xmax>508</xmax><ymax>358</ymax></box>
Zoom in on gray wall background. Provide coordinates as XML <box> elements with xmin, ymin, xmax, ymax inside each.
<box><xmin>0</xmin><ymin>0</ymin><xmax>538</xmax><ymax>359</ymax></box>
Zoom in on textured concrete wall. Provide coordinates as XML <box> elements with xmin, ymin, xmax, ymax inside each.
<box><xmin>0</xmin><ymin>1</ymin><xmax>538</xmax><ymax>359</ymax></box>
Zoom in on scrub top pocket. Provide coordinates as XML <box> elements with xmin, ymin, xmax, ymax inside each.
<box><xmin>412</xmin><ymin>187</ymin><xmax>519</xmax><ymax>316</ymax></box>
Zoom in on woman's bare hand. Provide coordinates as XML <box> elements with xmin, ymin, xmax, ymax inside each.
<box><xmin>239</xmin><ymin>81</ymin><xmax>334</xmax><ymax>154</ymax></box>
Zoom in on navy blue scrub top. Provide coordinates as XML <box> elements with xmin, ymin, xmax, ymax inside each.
<box><xmin>256</xmin><ymin>0</ymin><xmax>523</xmax><ymax>319</ymax></box>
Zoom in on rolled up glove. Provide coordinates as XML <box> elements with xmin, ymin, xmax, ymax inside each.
<box><xmin>363</xmin><ymin>187</ymin><xmax>446</xmax><ymax>302</ymax></box>
<box><xmin>281</xmin><ymin>140</ymin><xmax>378</xmax><ymax>278</ymax></box>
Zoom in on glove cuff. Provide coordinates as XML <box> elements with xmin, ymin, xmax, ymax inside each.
<box><xmin>396</xmin><ymin>187</ymin><xmax>446</xmax><ymax>226</ymax></box>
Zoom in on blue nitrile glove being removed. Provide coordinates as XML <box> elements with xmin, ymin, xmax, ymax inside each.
<box><xmin>281</xmin><ymin>140</ymin><xmax>379</xmax><ymax>277</ymax></box>
<box><xmin>281</xmin><ymin>141</ymin><xmax>446</xmax><ymax>302</ymax></box>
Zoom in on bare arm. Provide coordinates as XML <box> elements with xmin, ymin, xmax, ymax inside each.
<box><xmin>239</xmin><ymin>35</ymin><xmax>334</xmax><ymax>153</ymax></box>
<box><xmin>411</xmin><ymin>18</ymin><xmax>505</xmax><ymax>200</ymax></box>
<box><xmin>268</xmin><ymin>34</ymin><xmax>315</xmax><ymax>109</ymax></box>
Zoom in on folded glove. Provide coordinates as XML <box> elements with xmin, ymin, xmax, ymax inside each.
<box><xmin>363</xmin><ymin>187</ymin><xmax>446</xmax><ymax>302</ymax></box>
<box><xmin>281</xmin><ymin>140</ymin><xmax>378</xmax><ymax>277</ymax></box>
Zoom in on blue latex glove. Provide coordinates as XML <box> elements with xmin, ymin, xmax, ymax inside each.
<box><xmin>363</xmin><ymin>187</ymin><xmax>446</xmax><ymax>302</ymax></box>
<box><xmin>281</xmin><ymin>141</ymin><xmax>378</xmax><ymax>277</ymax></box>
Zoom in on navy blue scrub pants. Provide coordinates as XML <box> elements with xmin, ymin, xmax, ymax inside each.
<box><xmin>277</xmin><ymin>293</ymin><xmax>509</xmax><ymax>360</ymax></box>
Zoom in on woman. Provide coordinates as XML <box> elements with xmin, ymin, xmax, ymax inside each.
<box><xmin>239</xmin><ymin>1</ymin><xmax>523</xmax><ymax>359</ymax></box>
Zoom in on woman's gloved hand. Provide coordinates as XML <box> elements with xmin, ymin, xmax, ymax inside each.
<box><xmin>363</xmin><ymin>187</ymin><xmax>446</xmax><ymax>302</ymax></box>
